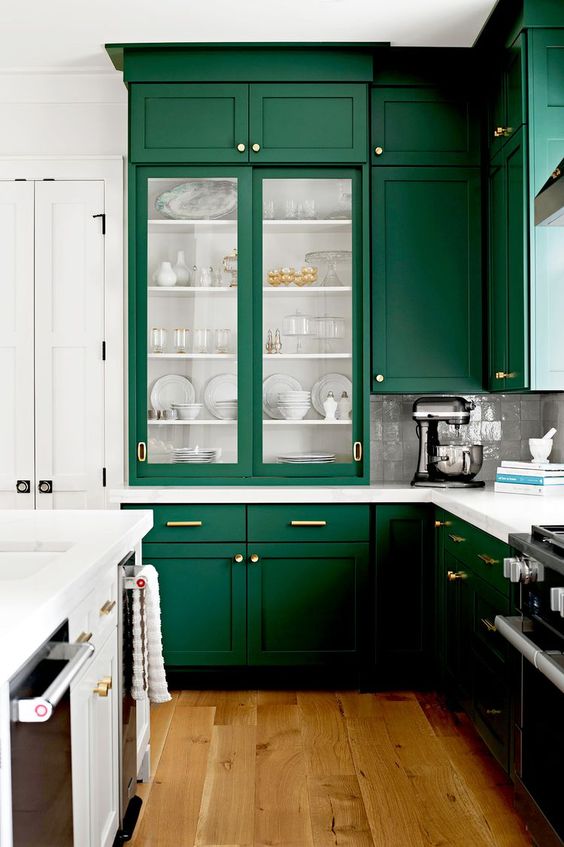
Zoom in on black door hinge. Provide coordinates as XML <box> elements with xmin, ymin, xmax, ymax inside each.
<box><xmin>43</xmin><ymin>178</ymin><xmax>55</xmax><ymax>181</ymax></box>
<box><xmin>15</xmin><ymin>178</ymin><xmax>27</xmax><ymax>181</ymax></box>
<box><xmin>102</xmin><ymin>341</ymin><xmax>106</xmax><ymax>361</ymax></box>
<box><xmin>102</xmin><ymin>468</ymin><xmax>107</xmax><ymax>487</ymax></box>
<box><xmin>93</xmin><ymin>213</ymin><xmax>106</xmax><ymax>235</ymax></box>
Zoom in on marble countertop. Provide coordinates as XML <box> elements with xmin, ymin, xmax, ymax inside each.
<box><xmin>0</xmin><ymin>509</ymin><xmax>153</xmax><ymax>683</ymax></box>
<box><xmin>110</xmin><ymin>483</ymin><xmax>564</xmax><ymax>544</ymax></box>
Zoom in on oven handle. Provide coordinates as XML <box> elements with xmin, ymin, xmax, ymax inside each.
<box><xmin>495</xmin><ymin>615</ymin><xmax>564</xmax><ymax>695</ymax></box>
<box><xmin>535</xmin><ymin>652</ymin><xmax>564</xmax><ymax>696</ymax></box>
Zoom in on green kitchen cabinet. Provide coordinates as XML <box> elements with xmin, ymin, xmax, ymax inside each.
<box><xmin>488</xmin><ymin>34</ymin><xmax>526</xmax><ymax>159</ymax></box>
<box><xmin>374</xmin><ymin>505</ymin><xmax>433</xmax><ymax>685</ymax></box>
<box><xmin>371</xmin><ymin>86</ymin><xmax>480</xmax><ymax>166</ymax></box>
<box><xmin>488</xmin><ymin>128</ymin><xmax>529</xmax><ymax>391</ymax></box>
<box><xmin>371</xmin><ymin>167</ymin><xmax>482</xmax><ymax>393</ymax></box>
<box><xmin>143</xmin><ymin>542</ymin><xmax>247</xmax><ymax>666</ymax></box>
<box><xmin>247</xmin><ymin>541</ymin><xmax>369</xmax><ymax>666</ymax></box>
<box><xmin>442</xmin><ymin>548</ymin><xmax>474</xmax><ymax>711</ymax></box>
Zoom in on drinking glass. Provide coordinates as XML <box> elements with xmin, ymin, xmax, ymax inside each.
<box><xmin>215</xmin><ymin>328</ymin><xmax>231</xmax><ymax>354</ymax></box>
<box><xmin>198</xmin><ymin>266</ymin><xmax>213</xmax><ymax>287</ymax></box>
<box><xmin>263</xmin><ymin>199</ymin><xmax>276</xmax><ymax>219</ymax></box>
<box><xmin>284</xmin><ymin>199</ymin><xmax>298</xmax><ymax>220</ymax></box>
<box><xmin>298</xmin><ymin>200</ymin><xmax>316</xmax><ymax>219</ymax></box>
<box><xmin>174</xmin><ymin>328</ymin><xmax>190</xmax><ymax>353</ymax></box>
<box><xmin>151</xmin><ymin>327</ymin><xmax>167</xmax><ymax>354</ymax></box>
<box><xmin>194</xmin><ymin>328</ymin><xmax>211</xmax><ymax>353</ymax></box>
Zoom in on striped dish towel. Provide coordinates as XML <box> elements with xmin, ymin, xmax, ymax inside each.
<box><xmin>131</xmin><ymin>565</ymin><xmax>171</xmax><ymax>704</ymax></box>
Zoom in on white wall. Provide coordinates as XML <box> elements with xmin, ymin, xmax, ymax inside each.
<box><xmin>0</xmin><ymin>73</ymin><xmax>126</xmax><ymax>156</ymax></box>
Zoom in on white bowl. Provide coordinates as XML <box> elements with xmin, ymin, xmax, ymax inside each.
<box><xmin>280</xmin><ymin>407</ymin><xmax>309</xmax><ymax>420</ymax></box>
<box><xmin>176</xmin><ymin>406</ymin><xmax>202</xmax><ymax>420</ymax></box>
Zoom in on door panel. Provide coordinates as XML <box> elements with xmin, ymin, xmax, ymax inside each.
<box><xmin>0</xmin><ymin>182</ymin><xmax>35</xmax><ymax>508</ymax></box>
<box><xmin>247</xmin><ymin>541</ymin><xmax>368</xmax><ymax>665</ymax></box>
<box><xmin>34</xmin><ymin>181</ymin><xmax>105</xmax><ymax>508</ymax></box>
<box><xmin>488</xmin><ymin>154</ymin><xmax>508</xmax><ymax>390</ymax></box>
<box><xmin>130</xmin><ymin>83</ymin><xmax>249</xmax><ymax>163</ymax></box>
<box><xmin>372</xmin><ymin>167</ymin><xmax>482</xmax><ymax>392</ymax></box>
<box><xmin>250</xmin><ymin>84</ymin><xmax>367</xmax><ymax>163</ymax></box>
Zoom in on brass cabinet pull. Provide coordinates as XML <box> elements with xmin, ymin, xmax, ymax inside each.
<box><xmin>374</xmin><ymin>146</ymin><xmax>383</xmax><ymax>155</ymax></box>
<box><xmin>493</xmin><ymin>126</ymin><xmax>512</xmax><ymax>138</ymax></box>
<box><xmin>76</xmin><ymin>631</ymin><xmax>93</xmax><ymax>644</ymax></box>
<box><xmin>237</xmin><ymin>143</ymin><xmax>246</xmax><ymax>152</ymax></box>
<box><xmin>93</xmin><ymin>681</ymin><xmax>109</xmax><ymax>698</ymax></box>
<box><xmin>477</xmin><ymin>554</ymin><xmax>499</xmax><ymax>566</ymax></box>
<box><xmin>249</xmin><ymin>553</ymin><xmax>260</xmax><ymax>564</ymax></box>
<box><xmin>166</xmin><ymin>521</ymin><xmax>203</xmax><ymax>527</ymax></box>
<box><xmin>290</xmin><ymin>520</ymin><xmax>327</xmax><ymax>527</ymax></box>
<box><xmin>485</xmin><ymin>708</ymin><xmax>502</xmax><ymax>716</ymax></box>
<box><xmin>101</xmin><ymin>676</ymin><xmax>112</xmax><ymax>690</ymax></box>
<box><xmin>100</xmin><ymin>600</ymin><xmax>116</xmax><ymax>616</ymax></box>
<box><xmin>447</xmin><ymin>570</ymin><xmax>465</xmax><ymax>582</ymax></box>
<box><xmin>375</xmin><ymin>374</ymin><xmax>385</xmax><ymax>383</ymax></box>
<box><xmin>252</xmin><ymin>143</ymin><xmax>261</xmax><ymax>152</ymax></box>
<box><xmin>434</xmin><ymin>520</ymin><xmax>451</xmax><ymax>528</ymax></box>
<box><xmin>480</xmin><ymin>617</ymin><xmax>497</xmax><ymax>633</ymax></box>
<box><xmin>448</xmin><ymin>533</ymin><xmax>466</xmax><ymax>544</ymax></box>
<box><xmin>233</xmin><ymin>553</ymin><xmax>244</xmax><ymax>563</ymax></box>
<box><xmin>495</xmin><ymin>371</ymin><xmax>516</xmax><ymax>380</ymax></box>
<box><xmin>353</xmin><ymin>441</ymin><xmax>362</xmax><ymax>462</ymax></box>
<box><xmin>137</xmin><ymin>441</ymin><xmax>147</xmax><ymax>462</ymax></box>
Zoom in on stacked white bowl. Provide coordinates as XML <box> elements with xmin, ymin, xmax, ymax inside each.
<box><xmin>277</xmin><ymin>391</ymin><xmax>311</xmax><ymax>420</ymax></box>
<box><xmin>216</xmin><ymin>399</ymin><xmax>238</xmax><ymax>420</ymax></box>
<box><xmin>171</xmin><ymin>403</ymin><xmax>202</xmax><ymax>420</ymax></box>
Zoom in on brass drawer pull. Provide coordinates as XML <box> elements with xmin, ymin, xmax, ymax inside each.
<box><xmin>100</xmin><ymin>600</ymin><xmax>116</xmax><ymax>616</ymax></box>
<box><xmin>101</xmin><ymin>676</ymin><xmax>112</xmax><ymax>690</ymax></box>
<box><xmin>76</xmin><ymin>631</ymin><xmax>93</xmax><ymax>644</ymax></box>
<box><xmin>480</xmin><ymin>617</ymin><xmax>497</xmax><ymax>633</ymax></box>
<box><xmin>447</xmin><ymin>571</ymin><xmax>466</xmax><ymax>582</ymax></box>
<box><xmin>93</xmin><ymin>681</ymin><xmax>109</xmax><ymax>698</ymax></box>
<box><xmin>477</xmin><ymin>554</ymin><xmax>499</xmax><ymax>566</ymax></box>
<box><xmin>485</xmin><ymin>708</ymin><xmax>502</xmax><ymax>716</ymax></box>
<box><xmin>290</xmin><ymin>520</ymin><xmax>327</xmax><ymax>527</ymax></box>
<box><xmin>495</xmin><ymin>371</ymin><xmax>516</xmax><ymax>380</ymax></box>
<box><xmin>448</xmin><ymin>533</ymin><xmax>466</xmax><ymax>544</ymax></box>
<box><xmin>434</xmin><ymin>520</ymin><xmax>451</xmax><ymax>528</ymax></box>
<box><xmin>166</xmin><ymin>521</ymin><xmax>203</xmax><ymax>527</ymax></box>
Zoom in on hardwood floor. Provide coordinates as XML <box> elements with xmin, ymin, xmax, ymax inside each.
<box><xmin>131</xmin><ymin>690</ymin><xmax>531</xmax><ymax>847</ymax></box>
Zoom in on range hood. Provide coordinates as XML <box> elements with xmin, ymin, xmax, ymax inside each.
<box><xmin>535</xmin><ymin>158</ymin><xmax>564</xmax><ymax>226</ymax></box>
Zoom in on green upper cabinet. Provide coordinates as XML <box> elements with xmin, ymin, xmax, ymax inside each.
<box><xmin>488</xmin><ymin>128</ymin><xmax>529</xmax><ymax>391</ymax></box>
<box><xmin>488</xmin><ymin>34</ymin><xmax>526</xmax><ymax>159</ymax></box>
<box><xmin>249</xmin><ymin>83</ymin><xmax>368</xmax><ymax>163</ymax></box>
<box><xmin>371</xmin><ymin>167</ymin><xmax>482</xmax><ymax>393</ymax></box>
<box><xmin>371</xmin><ymin>86</ymin><xmax>480</xmax><ymax>166</ymax></box>
<box><xmin>130</xmin><ymin>83</ymin><xmax>249</xmax><ymax>163</ymax></box>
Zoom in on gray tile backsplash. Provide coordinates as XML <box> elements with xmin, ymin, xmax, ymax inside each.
<box><xmin>370</xmin><ymin>393</ymin><xmax>552</xmax><ymax>483</ymax></box>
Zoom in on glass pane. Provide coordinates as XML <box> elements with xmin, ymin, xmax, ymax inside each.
<box><xmin>261</xmin><ymin>178</ymin><xmax>354</xmax><ymax>466</ymax></box>
<box><xmin>146</xmin><ymin>177</ymin><xmax>239</xmax><ymax>467</ymax></box>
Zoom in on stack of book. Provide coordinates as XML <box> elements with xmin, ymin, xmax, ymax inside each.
<box><xmin>495</xmin><ymin>461</ymin><xmax>564</xmax><ymax>496</ymax></box>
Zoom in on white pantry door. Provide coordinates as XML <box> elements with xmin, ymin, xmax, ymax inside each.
<box><xmin>0</xmin><ymin>182</ymin><xmax>35</xmax><ymax>508</ymax></box>
<box><xmin>34</xmin><ymin>181</ymin><xmax>106</xmax><ymax>509</ymax></box>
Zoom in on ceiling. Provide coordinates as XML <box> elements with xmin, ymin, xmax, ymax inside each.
<box><xmin>0</xmin><ymin>0</ymin><xmax>498</xmax><ymax>72</ymax></box>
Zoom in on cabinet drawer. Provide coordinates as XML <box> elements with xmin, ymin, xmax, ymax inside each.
<box><xmin>247</xmin><ymin>504</ymin><xmax>370</xmax><ymax>542</ymax></box>
<box><xmin>124</xmin><ymin>504</ymin><xmax>246</xmax><ymax>542</ymax></box>
<box><xmin>444</xmin><ymin>514</ymin><xmax>509</xmax><ymax>595</ymax></box>
<box><xmin>473</xmin><ymin>581</ymin><xmax>510</xmax><ymax>665</ymax></box>
<box><xmin>473</xmin><ymin>651</ymin><xmax>510</xmax><ymax>771</ymax></box>
<box><xmin>68</xmin><ymin>566</ymin><xmax>118</xmax><ymax>649</ymax></box>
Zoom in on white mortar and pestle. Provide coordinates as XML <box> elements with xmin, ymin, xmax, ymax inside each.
<box><xmin>529</xmin><ymin>427</ymin><xmax>557</xmax><ymax>463</ymax></box>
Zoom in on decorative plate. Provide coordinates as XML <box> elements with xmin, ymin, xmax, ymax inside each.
<box><xmin>155</xmin><ymin>180</ymin><xmax>237</xmax><ymax>220</ymax></box>
<box><xmin>311</xmin><ymin>373</ymin><xmax>352</xmax><ymax>417</ymax></box>
<box><xmin>204</xmin><ymin>374</ymin><xmax>237</xmax><ymax>419</ymax></box>
<box><xmin>150</xmin><ymin>375</ymin><xmax>195</xmax><ymax>412</ymax></box>
<box><xmin>263</xmin><ymin>373</ymin><xmax>303</xmax><ymax>419</ymax></box>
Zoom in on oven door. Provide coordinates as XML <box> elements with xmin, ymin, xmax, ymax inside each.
<box><xmin>496</xmin><ymin>615</ymin><xmax>564</xmax><ymax>846</ymax></box>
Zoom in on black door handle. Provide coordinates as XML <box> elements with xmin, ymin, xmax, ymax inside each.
<box><xmin>16</xmin><ymin>480</ymin><xmax>31</xmax><ymax>494</ymax></box>
<box><xmin>38</xmin><ymin>480</ymin><xmax>53</xmax><ymax>494</ymax></box>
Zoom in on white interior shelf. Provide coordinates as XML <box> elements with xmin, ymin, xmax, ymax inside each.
<box><xmin>148</xmin><ymin>419</ymin><xmax>235</xmax><ymax>425</ymax></box>
<box><xmin>148</xmin><ymin>219</ymin><xmax>236</xmax><ymax>233</ymax></box>
<box><xmin>263</xmin><ymin>353</ymin><xmax>352</xmax><ymax>359</ymax></box>
<box><xmin>148</xmin><ymin>418</ymin><xmax>352</xmax><ymax>425</ymax></box>
<box><xmin>262</xmin><ymin>219</ymin><xmax>352</xmax><ymax>233</ymax></box>
<box><xmin>148</xmin><ymin>353</ymin><xmax>236</xmax><ymax>360</ymax></box>
<box><xmin>148</xmin><ymin>286</ymin><xmax>236</xmax><ymax>295</ymax></box>
<box><xmin>263</xmin><ymin>286</ymin><xmax>352</xmax><ymax>294</ymax></box>
<box><xmin>263</xmin><ymin>419</ymin><xmax>352</xmax><ymax>425</ymax></box>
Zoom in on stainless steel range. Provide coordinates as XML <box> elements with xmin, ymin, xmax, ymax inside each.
<box><xmin>496</xmin><ymin>524</ymin><xmax>564</xmax><ymax>847</ymax></box>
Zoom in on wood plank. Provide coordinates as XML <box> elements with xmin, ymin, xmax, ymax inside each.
<box><xmin>255</xmin><ymin>704</ymin><xmax>314</xmax><ymax>847</ymax></box>
<box><xmin>195</xmin><ymin>724</ymin><xmax>256</xmax><ymax>847</ymax></box>
<box><xmin>179</xmin><ymin>690</ymin><xmax>257</xmax><ymax>725</ymax></box>
<box><xmin>258</xmin><ymin>690</ymin><xmax>298</xmax><ymax>706</ymax></box>
<box><xmin>133</xmin><ymin>705</ymin><xmax>215</xmax><ymax>847</ymax></box>
<box><xmin>298</xmin><ymin>691</ymin><xmax>356</xmax><ymax>777</ymax></box>
<box><xmin>307</xmin><ymin>775</ymin><xmax>374</xmax><ymax>847</ymax></box>
<box><xmin>336</xmin><ymin>691</ymin><xmax>385</xmax><ymax>719</ymax></box>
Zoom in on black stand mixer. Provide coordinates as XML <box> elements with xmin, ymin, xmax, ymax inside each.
<box><xmin>411</xmin><ymin>396</ymin><xmax>485</xmax><ymax>488</ymax></box>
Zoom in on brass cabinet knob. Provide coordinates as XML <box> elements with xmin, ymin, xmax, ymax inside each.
<box><xmin>76</xmin><ymin>631</ymin><xmax>93</xmax><ymax>644</ymax></box>
<box><xmin>234</xmin><ymin>553</ymin><xmax>244</xmax><ymax>563</ymax></box>
<box><xmin>100</xmin><ymin>600</ymin><xmax>116</xmax><ymax>616</ymax></box>
<box><xmin>249</xmin><ymin>553</ymin><xmax>260</xmax><ymax>564</ymax></box>
<box><xmin>237</xmin><ymin>143</ymin><xmax>246</xmax><ymax>152</ymax></box>
<box><xmin>374</xmin><ymin>146</ymin><xmax>384</xmax><ymax>156</ymax></box>
<box><xmin>252</xmin><ymin>143</ymin><xmax>261</xmax><ymax>152</ymax></box>
<box><xmin>493</xmin><ymin>126</ymin><xmax>506</xmax><ymax>138</ymax></box>
<box><xmin>375</xmin><ymin>374</ymin><xmax>385</xmax><ymax>383</ymax></box>
<box><xmin>447</xmin><ymin>570</ymin><xmax>465</xmax><ymax>582</ymax></box>
<box><xmin>93</xmin><ymin>681</ymin><xmax>109</xmax><ymax>698</ymax></box>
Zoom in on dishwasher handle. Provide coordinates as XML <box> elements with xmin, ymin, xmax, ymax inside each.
<box><xmin>495</xmin><ymin>614</ymin><xmax>564</xmax><ymax>695</ymax></box>
<box><xmin>14</xmin><ymin>641</ymin><xmax>94</xmax><ymax>723</ymax></box>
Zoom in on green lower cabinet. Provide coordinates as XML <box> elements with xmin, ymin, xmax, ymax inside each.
<box><xmin>374</xmin><ymin>505</ymin><xmax>433</xmax><ymax>684</ymax></box>
<box><xmin>371</xmin><ymin>167</ymin><xmax>482</xmax><ymax>393</ymax></box>
<box><xmin>143</xmin><ymin>543</ymin><xmax>247</xmax><ymax>667</ymax></box>
<box><xmin>443</xmin><ymin>549</ymin><xmax>474</xmax><ymax>712</ymax></box>
<box><xmin>247</xmin><ymin>542</ymin><xmax>369</xmax><ymax>666</ymax></box>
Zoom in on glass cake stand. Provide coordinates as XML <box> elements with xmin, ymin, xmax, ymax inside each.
<box><xmin>305</xmin><ymin>250</ymin><xmax>352</xmax><ymax>287</ymax></box>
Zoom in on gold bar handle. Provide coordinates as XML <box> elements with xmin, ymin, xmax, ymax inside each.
<box><xmin>166</xmin><ymin>521</ymin><xmax>203</xmax><ymax>527</ymax></box>
<box><xmin>447</xmin><ymin>571</ymin><xmax>466</xmax><ymax>582</ymax></box>
<box><xmin>485</xmin><ymin>708</ymin><xmax>502</xmax><ymax>716</ymax></box>
<box><xmin>477</xmin><ymin>554</ymin><xmax>499</xmax><ymax>566</ymax></box>
<box><xmin>480</xmin><ymin>617</ymin><xmax>497</xmax><ymax>633</ymax></box>
<box><xmin>76</xmin><ymin>631</ymin><xmax>93</xmax><ymax>644</ymax></box>
<box><xmin>448</xmin><ymin>534</ymin><xmax>466</xmax><ymax>543</ymax></box>
<box><xmin>290</xmin><ymin>520</ymin><xmax>327</xmax><ymax>527</ymax></box>
<box><xmin>100</xmin><ymin>600</ymin><xmax>116</xmax><ymax>616</ymax></box>
<box><xmin>495</xmin><ymin>371</ymin><xmax>516</xmax><ymax>380</ymax></box>
<box><xmin>434</xmin><ymin>520</ymin><xmax>451</xmax><ymax>528</ymax></box>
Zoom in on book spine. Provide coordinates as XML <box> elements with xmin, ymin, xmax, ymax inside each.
<box><xmin>496</xmin><ymin>474</ymin><xmax>545</xmax><ymax>485</ymax></box>
<box><xmin>500</xmin><ymin>461</ymin><xmax>564</xmax><ymax>470</ymax></box>
<box><xmin>494</xmin><ymin>482</ymin><xmax>546</xmax><ymax>496</ymax></box>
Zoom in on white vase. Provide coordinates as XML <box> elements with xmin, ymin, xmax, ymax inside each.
<box><xmin>156</xmin><ymin>261</ymin><xmax>177</xmax><ymax>287</ymax></box>
<box><xmin>173</xmin><ymin>250</ymin><xmax>191</xmax><ymax>287</ymax></box>
<box><xmin>337</xmin><ymin>390</ymin><xmax>352</xmax><ymax>420</ymax></box>
<box><xmin>323</xmin><ymin>391</ymin><xmax>338</xmax><ymax>420</ymax></box>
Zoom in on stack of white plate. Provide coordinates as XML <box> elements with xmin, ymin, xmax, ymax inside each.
<box><xmin>215</xmin><ymin>399</ymin><xmax>238</xmax><ymax>420</ymax></box>
<box><xmin>172</xmin><ymin>447</ymin><xmax>219</xmax><ymax>463</ymax></box>
<box><xmin>277</xmin><ymin>391</ymin><xmax>311</xmax><ymax>420</ymax></box>
<box><xmin>171</xmin><ymin>403</ymin><xmax>202</xmax><ymax>420</ymax></box>
<box><xmin>278</xmin><ymin>451</ymin><xmax>336</xmax><ymax>464</ymax></box>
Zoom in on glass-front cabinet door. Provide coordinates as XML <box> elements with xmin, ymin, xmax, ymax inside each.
<box><xmin>133</xmin><ymin>167</ymin><xmax>252</xmax><ymax>480</ymax></box>
<box><xmin>254</xmin><ymin>169</ymin><xmax>365</xmax><ymax>479</ymax></box>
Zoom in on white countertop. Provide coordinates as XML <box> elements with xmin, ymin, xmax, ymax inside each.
<box><xmin>0</xmin><ymin>509</ymin><xmax>153</xmax><ymax>683</ymax></box>
<box><xmin>110</xmin><ymin>483</ymin><xmax>564</xmax><ymax>544</ymax></box>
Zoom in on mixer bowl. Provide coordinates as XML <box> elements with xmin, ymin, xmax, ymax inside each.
<box><xmin>429</xmin><ymin>443</ymin><xmax>483</xmax><ymax>480</ymax></box>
